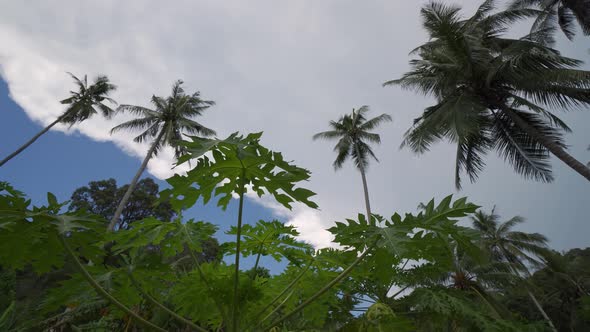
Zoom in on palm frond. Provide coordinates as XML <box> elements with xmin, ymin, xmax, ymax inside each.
<box><xmin>359</xmin><ymin>113</ymin><xmax>392</xmax><ymax>131</ymax></box>
<box><xmin>110</xmin><ymin>117</ymin><xmax>158</xmax><ymax>135</ymax></box>
<box><xmin>133</xmin><ymin>122</ymin><xmax>162</xmax><ymax>144</ymax></box>
<box><xmin>492</xmin><ymin>110</ymin><xmax>555</xmax><ymax>183</ymax></box>
<box><xmin>332</xmin><ymin>137</ymin><xmax>352</xmax><ymax>170</ymax></box>
<box><xmin>176</xmin><ymin>118</ymin><xmax>217</xmax><ymax>137</ymax></box>
<box><xmin>454</xmin><ymin>133</ymin><xmax>491</xmax><ymax>190</ymax></box>
<box><xmin>117</xmin><ymin>104</ymin><xmax>160</xmax><ymax>117</ymax></box>
<box><xmin>312</xmin><ymin>130</ymin><xmax>342</xmax><ymax>141</ymax></box>
<box><xmin>557</xmin><ymin>5</ymin><xmax>577</xmax><ymax>40</ymax></box>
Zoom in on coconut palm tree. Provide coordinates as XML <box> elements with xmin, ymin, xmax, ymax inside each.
<box><xmin>312</xmin><ymin>106</ymin><xmax>391</xmax><ymax>220</ymax></box>
<box><xmin>471</xmin><ymin>210</ymin><xmax>557</xmax><ymax>331</ymax></box>
<box><xmin>0</xmin><ymin>73</ymin><xmax>116</xmax><ymax>167</ymax></box>
<box><xmin>510</xmin><ymin>0</ymin><xmax>590</xmax><ymax>40</ymax></box>
<box><xmin>385</xmin><ymin>1</ymin><xmax>590</xmax><ymax>189</ymax></box>
<box><xmin>108</xmin><ymin>80</ymin><xmax>215</xmax><ymax>231</ymax></box>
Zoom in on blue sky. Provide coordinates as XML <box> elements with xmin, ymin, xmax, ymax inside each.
<box><xmin>0</xmin><ymin>0</ymin><xmax>589</xmax><ymax>254</ymax></box>
<box><xmin>0</xmin><ymin>77</ymin><xmax>279</xmax><ymax>269</ymax></box>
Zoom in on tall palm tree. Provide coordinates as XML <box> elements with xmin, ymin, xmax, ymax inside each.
<box><xmin>385</xmin><ymin>1</ymin><xmax>590</xmax><ymax>189</ymax></box>
<box><xmin>312</xmin><ymin>106</ymin><xmax>391</xmax><ymax>220</ymax></box>
<box><xmin>510</xmin><ymin>0</ymin><xmax>590</xmax><ymax>40</ymax></box>
<box><xmin>0</xmin><ymin>73</ymin><xmax>116</xmax><ymax>167</ymax></box>
<box><xmin>108</xmin><ymin>80</ymin><xmax>216</xmax><ymax>231</ymax></box>
<box><xmin>471</xmin><ymin>210</ymin><xmax>557</xmax><ymax>331</ymax></box>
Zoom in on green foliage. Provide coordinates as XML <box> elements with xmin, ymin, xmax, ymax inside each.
<box><xmin>107</xmin><ymin>216</ymin><xmax>217</xmax><ymax>259</ymax></box>
<box><xmin>0</xmin><ymin>183</ymin><xmax>104</xmax><ymax>273</ymax></box>
<box><xmin>225</xmin><ymin>219</ymin><xmax>312</xmax><ymax>264</ymax></box>
<box><xmin>409</xmin><ymin>287</ymin><xmax>540</xmax><ymax>331</ymax></box>
<box><xmin>1</xmin><ymin>131</ymin><xmax>581</xmax><ymax>331</ymax></box>
<box><xmin>163</xmin><ymin>132</ymin><xmax>318</xmax><ymax>211</ymax></box>
<box><xmin>329</xmin><ymin>195</ymin><xmax>480</xmax><ymax>261</ymax></box>
<box><xmin>69</xmin><ymin>178</ymin><xmax>176</xmax><ymax>229</ymax></box>
<box><xmin>0</xmin><ymin>301</ymin><xmax>15</xmax><ymax>331</ymax></box>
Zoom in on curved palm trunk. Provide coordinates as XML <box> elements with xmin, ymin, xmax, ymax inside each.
<box><xmin>354</xmin><ymin>144</ymin><xmax>372</xmax><ymax>220</ymax></box>
<box><xmin>498</xmin><ymin>246</ymin><xmax>557</xmax><ymax>332</ymax></box>
<box><xmin>107</xmin><ymin>129</ymin><xmax>165</xmax><ymax>231</ymax></box>
<box><xmin>503</xmin><ymin>108</ymin><xmax>590</xmax><ymax>182</ymax></box>
<box><xmin>0</xmin><ymin>116</ymin><xmax>63</xmax><ymax>167</ymax></box>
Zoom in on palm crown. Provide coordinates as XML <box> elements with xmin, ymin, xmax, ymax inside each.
<box><xmin>313</xmin><ymin>106</ymin><xmax>392</xmax><ymax>171</ymax></box>
<box><xmin>313</xmin><ymin>106</ymin><xmax>391</xmax><ymax>221</ymax></box>
<box><xmin>111</xmin><ymin>80</ymin><xmax>216</xmax><ymax>157</ymax></box>
<box><xmin>60</xmin><ymin>73</ymin><xmax>117</xmax><ymax>125</ymax></box>
<box><xmin>0</xmin><ymin>73</ymin><xmax>116</xmax><ymax>168</ymax></box>
<box><xmin>107</xmin><ymin>80</ymin><xmax>216</xmax><ymax>231</ymax></box>
<box><xmin>386</xmin><ymin>1</ymin><xmax>590</xmax><ymax>188</ymax></box>
<box><xmin>471</xmin><ymin>210</ymin><xmax>548</xmax><ymax>269</ymax></box>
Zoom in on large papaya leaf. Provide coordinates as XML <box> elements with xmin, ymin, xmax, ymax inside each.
<box><xmin>329</xmin><ymin>195</ymin><xmax>480</xmax><ymax>261</ymax></box>
<box><xmin>225</xmin><ymin>220</ymin><xmax>312</xmax><ymax>264</ymax></box>
<box><xmin>162</xmin><ymin>132</ymin><xmax>318</xmax><ymax>211</ymax></box>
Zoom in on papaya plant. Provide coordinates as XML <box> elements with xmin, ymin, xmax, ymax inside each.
<box><xmin>0</xmin><ymin>133</ymin><xmax>557</xmax><ymax>331</ymax></box>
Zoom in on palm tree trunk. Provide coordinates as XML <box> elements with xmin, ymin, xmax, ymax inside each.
<box><xmin>107</xmin><ymin>129</ymin><xmax>165</xmax><ymax>231</ymax></box>
<box><xmin>527</xmin><ymin>290</ymin><xmax>558</xmax><ymax>332</ymax></box>
<box><xmin>498</xmin><ymin>246</ymin><xmax>558</xmax><ymax>332</ymax></box>
<box><xmin>354</xmin><ymin>144</ymin><xmax>372</xmax><ymax>220</ymax></box>
<box><xmin>0</xmin><ymin>116</ymin><xmax>63</xmax><ymax>167</ymax></box>
<box><xmin>503</xmin><ymin>108</ymin><xmax>590</xmax><ymax>182</ymax></box>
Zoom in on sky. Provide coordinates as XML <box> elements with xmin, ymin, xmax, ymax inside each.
<box><xmin>0</xmin><ymin>0</ymin><xmax>589</xmax><ymax>254</ymax></box>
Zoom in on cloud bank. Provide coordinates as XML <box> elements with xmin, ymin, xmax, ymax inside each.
<box><xmin>1</xmin><ymin>1</ymin><xmax>589</xmax><ymax>249</ymax></box>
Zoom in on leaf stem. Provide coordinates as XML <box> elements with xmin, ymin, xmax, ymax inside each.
<box><xmin>267</xmin><ymin>244</ymin><xmax>375</xmax><ymax>329</ymax></box>
<box><xmin>245</xmin><ymin>259</ymin><xmax>313</xmax><ymax>331</ymax></box>
<box><xmin>59</xmin><ymin>235</ymin><xmax>166</xmax><ymax>332</ymax></box>
<box><xmin>250</xmin><ymin>243</ymin><xmax>264</xmax><ymax>279</ymax></box>
<box><xmin>126</xmin><ymin>268</ymin><xmax>208</xmax><ymax>332</ymax></box>
<box><xmin>231</xmin><ymin>166</ymin><xmax>247</xmax><ymax>332</ymax></box>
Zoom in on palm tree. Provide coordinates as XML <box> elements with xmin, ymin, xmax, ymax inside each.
<box><xmin>0</xmin><ymin>73</ymin><xmax>116</xmax><ymax>167</ymax></box>
<box><xmin>312</xmin><ymin>106</ymin><xmax>391</xmax><ymax>220</ymax></box>
<box><xmin>471</xmin><ymin>210</ymin><xmax>557</xmax><ymax>331</ymax></box>
<box><xmin>510</xmin><ymin>0</ymin><xmax>590</xmax><ymax>40</ymax></box>
<box><xmin>385</xmin><ymin>1</ymin><xmax>590</xmax><ymax>189</ymax></box>
<box><xmin>108</xmin><ymin>80</ymin><xmax>216</xmax><ymax>231</ymax></box>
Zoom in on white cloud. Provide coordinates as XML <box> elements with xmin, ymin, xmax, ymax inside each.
<box><xmin>1</xmin><ymin>1</ymin><xmax>589</xmax><ymax>251</ymax></box>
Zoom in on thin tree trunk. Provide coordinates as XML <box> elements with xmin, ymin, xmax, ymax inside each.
<box><xmin>107</xmin><ymin>129</ymin><xmax>165</xmax><ymax>231</ymax></box>
<box><xmin>527</xmin><ymin>290</ymin><xmax>558</xmax><ymax>332</ymax></box>
<box><xmin>0</xmin><ymin>116</ymin><xmax>63</xmax><ymax>167</ymax></box>
<box><xmin>498</xmin><ymin>246</ymin><xmax>558</xmax><ymax>332</ymax></box>
<box><xmin>354</xmin><ymin>144</ymin><xmax>372</xmax><ymax>220</ymax></box>
<box><xmin>503</xmin><ymin>107</ymin><xmax>590</xmax><ymax>182</ymax></box>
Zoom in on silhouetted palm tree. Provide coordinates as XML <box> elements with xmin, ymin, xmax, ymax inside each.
<box><xmin>108</xmin><ymin>80</ymin><xmax>215</xmax><ymax>231</ymax></box>
<box><xmin>313</xmin><ymin>106</ymin><xmax>391</xmax><ymax>220</ymax></box>
<box><xmin>472</xmin><ymin>210</ymin><xmax>556</xmax><ymax>331</ymax></box>
<box><xmin>0</xmin><ymin>73</ymin><xmax>116</xmax><ymax>167</ymax></box>
<box><xmin>386</xmin><ymin>1</ymin><xmax>590</xmax><ymax>189</ymax></box>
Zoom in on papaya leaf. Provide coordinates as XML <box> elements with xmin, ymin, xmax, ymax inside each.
<box><xmin>225</xmin><ymin>220</ymin><xmax>312</xmax><ymax>264</ymax></box>
<box><xmin>162</xmin><ymin>132</ymin><xmax>318</xmax><ymax>212</ymax></box>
